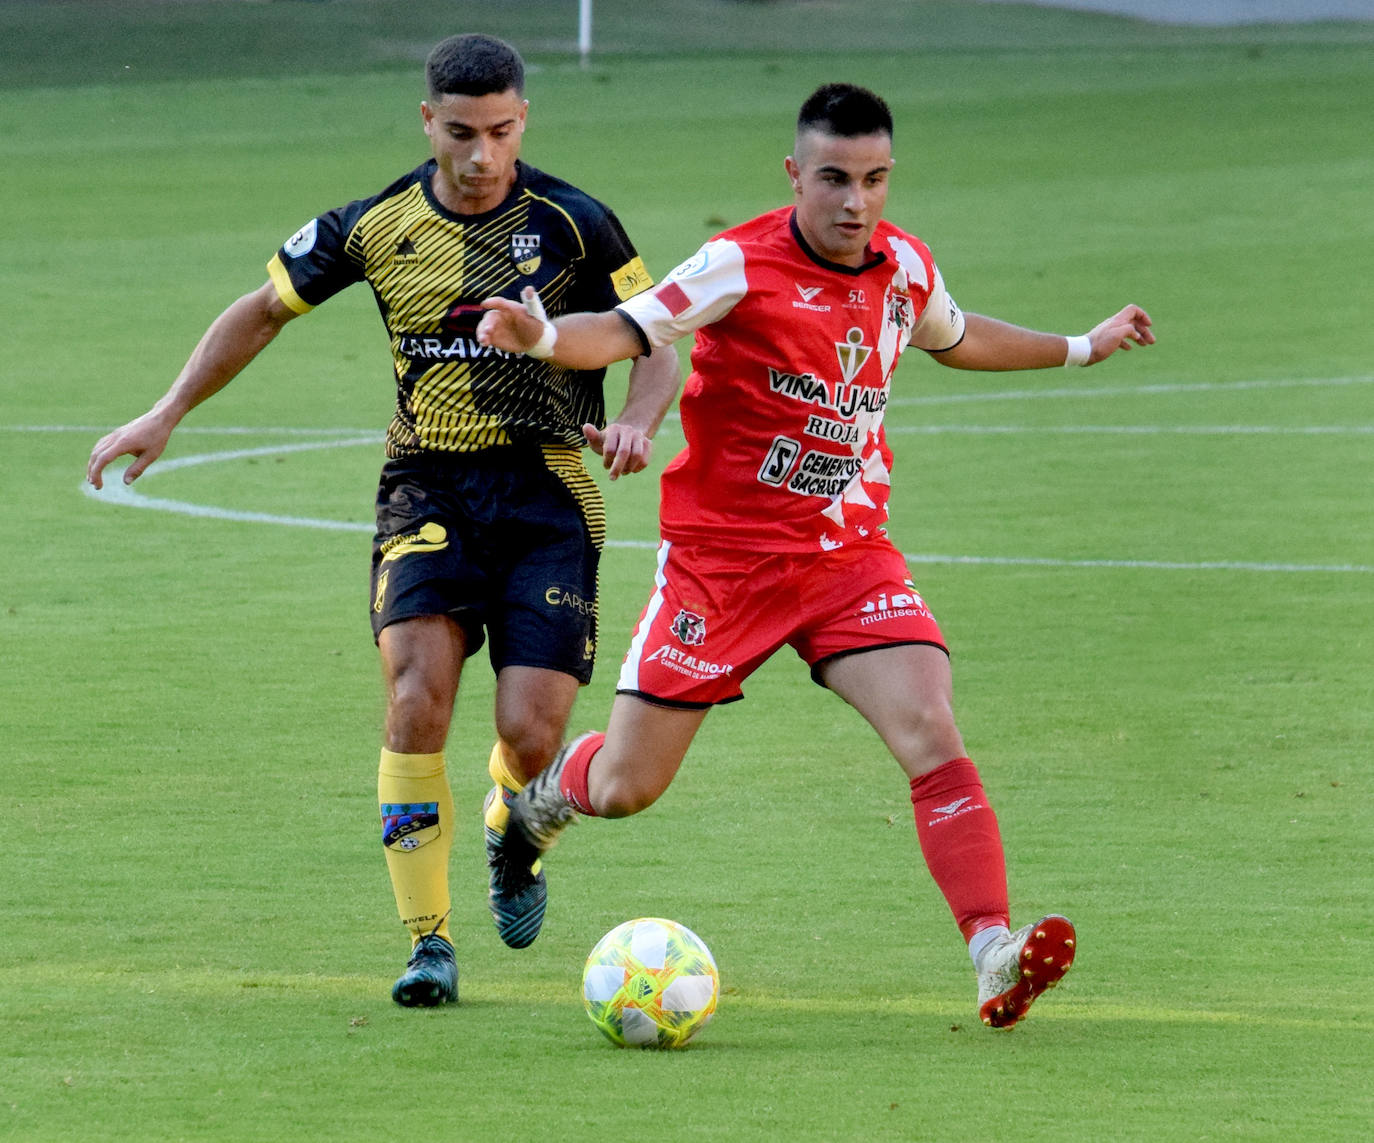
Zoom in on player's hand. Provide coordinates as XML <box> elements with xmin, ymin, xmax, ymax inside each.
<box><xmin>477</xmin><ymin>286</ymin><xmax>548</xmax><ymax>353</ymax></box>
<box><xmin>583</xmin><ymin>421</ymin><xmax>652</xmax><ymax>481</ymax></box>
<box><xmin>1086</xmin><ymin>304</ymin><xmax>1155</xmax><ymax>364</ymax></box>
<box><xmin>86</xmin><ymin>411</ymin><xmax>175</xmax><ymax>489</ymax></box>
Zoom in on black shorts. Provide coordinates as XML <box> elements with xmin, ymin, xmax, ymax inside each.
<box><xmin>369</xmin><ymin>446</ymin><xmax>603</xmax><ymax>684</ymax></box>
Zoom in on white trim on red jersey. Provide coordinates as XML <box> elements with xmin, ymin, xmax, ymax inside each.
<box><xmin>619</xmin><ymin>207</ymin><xmax>965</xmax><ymax>553</ymax></box>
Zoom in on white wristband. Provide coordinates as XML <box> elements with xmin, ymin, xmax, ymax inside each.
<box><xmin>1064</xmin><ymin>334</ymin><xmax>1092</xmax><ymax>367</ymax></box>
<box><xmin>527</xmin><ymin>320</ymin><xmax>558</xmax><ymax>360</ymax></box>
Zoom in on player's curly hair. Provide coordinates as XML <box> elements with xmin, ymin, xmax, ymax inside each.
<box><xmin>426</xmin><ymin>34</ymin><xmax>525</xmax><ymax>99</ymax></box>
<box><xmin>797</xmin><ymin>83</ymin><xmax>893</xmax><ymax>140</ymax></box>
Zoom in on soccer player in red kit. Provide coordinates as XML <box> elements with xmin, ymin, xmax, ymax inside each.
<box><xmin>478</xmin><ymin>83</ymin><xmax>1153</xmax><ymax>1027</ymax></box>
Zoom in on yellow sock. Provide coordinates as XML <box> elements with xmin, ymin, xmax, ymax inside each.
<box><xmin>483</xmin><ymin>741</ymin><xmax>524</xmax><ymax>836</ymax></box>
<box><xmin>378</xmin><ymin>749</ymin><xmax>453</xmax><ymax>947</ymax></box>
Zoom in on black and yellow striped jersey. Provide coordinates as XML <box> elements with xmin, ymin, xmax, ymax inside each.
<box><xmin>267</xmin><ymin>159</ymin><xmax>653</xmax><ymax>458</ymax></box>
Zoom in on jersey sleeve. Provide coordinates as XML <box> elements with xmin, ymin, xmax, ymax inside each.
<box><xmin>616</xmin><ymin>239</ymin><xmax>747</xmax><ymax>349</ymax></box>
<box><xmin>265</xmin><ymin>204</ymin><xmax>366</xmax><ymax>314</ymax></box>
<box><xmin>584</xmin><ymin>208</ymin><xmax>654</xmax><ymax>308</ymax></box>
<box><xmin>908</xmin><ymin>263</ymin><xmax>966</xmax><ymax>352</ymax></box>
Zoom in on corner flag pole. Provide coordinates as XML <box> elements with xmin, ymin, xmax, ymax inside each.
<box><xmin>579</xmin><ymin>0</ymin><xmax>593</xmax><ymax>68</ymax></box>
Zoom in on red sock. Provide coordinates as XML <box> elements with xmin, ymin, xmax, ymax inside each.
<box><xmin>909</xmin><ymin>757</ymin><xmax>1010</xmax><ymax>941</ymax></box>
<box><xmin>557</xmin><ymin>732</ymin><xmax>605</xmax><ymax>816</ymax></box>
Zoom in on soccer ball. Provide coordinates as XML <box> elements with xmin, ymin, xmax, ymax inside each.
<box><xmin>582</xmin><ymin>917</ymin><xmax>719</xmax><ymax>1048</ymax></box>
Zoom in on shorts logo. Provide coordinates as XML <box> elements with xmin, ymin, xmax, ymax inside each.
<box><xmin>373</xmin><ymin>569</ymin><xmax>389</xmax><ymax>613</ymax></box>
<box><xmin>380</xmin><ymin>522</ymin><xmax>449</xmax><ymax>564</ymax></box>
<box><xmin>381</xmin><ymin>803</ymin><xmax>441</xmax><ymax>850</ymax></box>
<box><xmin>511</xmin><ymin>233</ymin><xmax>541</xmax><ymax>275</ymax></box>
<box><xmin>544</xmin><ymin>585</ymin><xmax>595</xmax><ymax>616</ymax></box>
<box><xmin>646</xmin><ymin>644</ymin><xmax>733</xmax><ymax>679</ymax></box>
<box><xmin>670</xmin><ymin>609</ymin><xmax>706</xmax><ymax>646</ymax></box>
<box><xmin>859</xmin><ymin>588</ymin><xmax>932</xmax><ymax>626</ymax></box>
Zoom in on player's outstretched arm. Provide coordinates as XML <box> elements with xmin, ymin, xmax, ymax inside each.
<box><xmin>586</xmin><ymin>343</ymin><xmax>682</xmax><ymax>480</ymax></box>
<box><xmin>86</xmin><ymin>282</ymin><xmax>298</xmax><ymax>489</ymax></box>
<box><xmin>477</xmin><ymin>287</ymin><xmax>644</xmax><ymax>371</ymax></box>
<box><xmin>929</xmin><ymin>305</ymin><xmax>1154</xmax><ymax>372</ymax></box>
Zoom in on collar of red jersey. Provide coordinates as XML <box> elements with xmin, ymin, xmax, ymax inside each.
<box><xmin>788</xmin><ymin>210</ymin><xmax>887</xmax><ymax>276</ymax></box>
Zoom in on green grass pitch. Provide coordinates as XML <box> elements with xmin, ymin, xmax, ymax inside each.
<box><xmin>2</xmin><ymin>2</ymin><xmax>1372</xmax><ymax>1140</ymax></box>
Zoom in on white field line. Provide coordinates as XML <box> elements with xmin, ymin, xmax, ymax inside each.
<box><xmin>22</xmin><ymin>370</ymin><xmax>1374</xmax><ymax>574</ymax></box>
<box><xmin>887</xmin><ymin>373</ymin><xmax>1374</xmax><ymax>408</ymax></box>
<box><xmin>887</xmin><ymin>424</ymin><xmax>1374</xmax><ymax>436</ymax></box>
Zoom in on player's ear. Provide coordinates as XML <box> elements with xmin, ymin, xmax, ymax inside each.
<box><xmin>420</xmin><ymin>101</ymin><xmax>435</xmax><ymax>134</ymax></box>
<box><xmin>784</xmin><ymin>156</ymin><xmax>802</xmax><ymax>193</ymax></box>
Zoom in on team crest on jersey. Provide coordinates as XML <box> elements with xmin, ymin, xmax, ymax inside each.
<box><xmin>887</xmin><ymin>290</ymin><xmax>914</xmax><ymax>333</ymax></box>
<box><xmin>511</xmin><ymin>233</ymin><xmax>541</xmax><ymax>275</ymax></box>
<box><xmin>835</xmin><ymin>327</ymin><xmax>874</xmax><ymax>384</ymax></box>
<box><xmin>670</xmin><ymin>609</ymin><xmax>707</xmax><ymax>646</ymax></box>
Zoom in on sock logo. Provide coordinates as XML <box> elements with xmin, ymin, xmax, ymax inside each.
<box><xmin>925</xmin><ymin>795</ymin><xmax>986</xmax><ymax>826</ymax></box>
<box><xmin>933</xmin><ymin>797</ymin><xmax>973</xmax><ymax>816</ymax></box>
<box><xmin>381</xmin><ymin>802</ymin><xmax>441</xmax><ymax>850</ymax></box>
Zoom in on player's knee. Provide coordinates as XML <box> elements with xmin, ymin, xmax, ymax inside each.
<box><xmin>590</xmin><ymin>764</ymin><xmax>666</xmax><ymax>818</ymax></box>
<box><xmin>892</xmin><ymin>701</ymin><xmax>965</xmax><ymax>772</ymax></box>
<box><xmin>597</xmin><ymin>781</ymin><xmax>661</xmax><ymax>818</ymax></box>
<box><xmin>496</xmin><ymin>717</ymin><xmax>566</xmax><ymax>781</ymax></box>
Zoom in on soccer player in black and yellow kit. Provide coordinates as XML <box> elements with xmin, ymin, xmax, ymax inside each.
<box><xmin>86</xmin><ymin>35</ymin><xmax>681</xmax><ymax>1006</ymax></box>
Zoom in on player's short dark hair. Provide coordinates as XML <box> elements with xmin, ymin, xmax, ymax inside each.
<box><xmin>797</xmin><ymin>83</ymin><xmax>893</xmax><ymax>141</ymax></box>
<box><xmin>426</xmin><ymin>34</ymin><xmax>525</xmax><ymax>99</ymax></box>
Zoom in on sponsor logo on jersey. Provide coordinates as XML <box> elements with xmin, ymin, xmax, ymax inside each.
<box><xmin>767</xmin><ymin>368</ymin><xmax>887</xmax><ymax>418</ymax></box>
<box><xmin>284</xmin><ymin>218</ymin><xmax>318</xmax><ymax>258</ymax></box>
<box><xmin>670</xmin><ymin>609</ymin><xmax>706</xmax><ymax>646</ymax></box>
<box><xmin>380</xmin><ymin>522</ymin><xmax>449</xmax><ymax>564</ymax></box>
<box><xmin>398</xmin><ymin>333</ymin><xmax>514</xmax><ymax>362</ymax></box>
<box><xmin>758</xmin><ymin>435</ymin><xmax>801</xmax><ymax>486</ymax></box>
<box><xmin>793</xmin><ymin>283</ymin><xmax>831</xmax><ymax>312</ymax></box>
<box><xmin>381</xmin><ymin>802</ymin><xmax>441</xmax><ymax>850</ymax></box>
<box><xmin>804</xmin><ymin>414</ymin><xmax>861</xmax><ymax>445</ymax></box>
<box><xmin>614</xmin><ymin>256</ymin><xmax>653</xmax><ymax>300</ymax></box>
<box><xmin>786</xmin><ymin>450</ymin><xmax>864</xmax><ymax>498</ymax></box>
<box><xmin>511</xmin><ymin>233</ymin><xmax>541</xmax><ymax>275</ymax></box>
<box><xmin>544</xmin><ymin>585</ymin><xmax>595</xmax><ymax>615</ymax></box>
<box><xmin>835</xmin><ymin>327</ymin><xmax>873</xmax><ymax>384</ymax></box>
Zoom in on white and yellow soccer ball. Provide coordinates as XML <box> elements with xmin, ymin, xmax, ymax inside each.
<box><xmin>582</xmin><ymin>917</ymin><xmax>719</xmax><ymax>1048</ymax></box>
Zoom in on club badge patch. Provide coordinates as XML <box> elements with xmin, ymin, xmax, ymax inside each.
<box><xmin>381</xmin><ymin>802</ymin><xmax>440</xmax><ymax>851</ymax></box>
<box><xmin>887</xmin><ymin>290</ymin><xmax>913</xmax><ymax>333</ymax></box>
<box><xmin>670</xmin><ymin>609</ymin><xmax>706</xmax><ymax>646</ymax></box>
<box><xmin>511</xmin><ymin>233</ymin><xmax>541</xmax><ymax>275</ymax></box>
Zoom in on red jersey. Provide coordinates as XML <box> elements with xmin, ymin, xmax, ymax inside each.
<box><xmin>618</xmin><ymin>207</ymin><xmax>965</xmax><ymax>552</ymax></box>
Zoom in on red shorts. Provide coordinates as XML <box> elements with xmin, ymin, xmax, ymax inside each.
<box><xmin>615</xmin><ymin>537</ymin><xmax>948</xmax><ymax>707</ymax></box>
